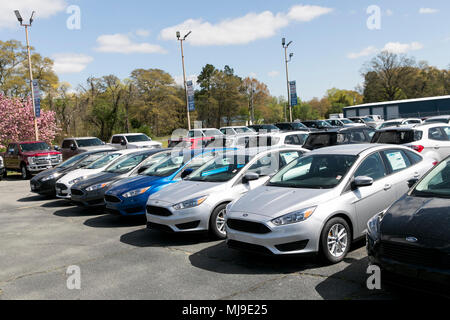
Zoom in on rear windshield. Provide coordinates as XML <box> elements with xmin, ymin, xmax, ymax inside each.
<box><xmin>371</xmin><ymin>130</ymin><xmax>422</xmax><ymax>144</ymax></box>
<box><xmin>425</xmin><ymin>118</ymin><xmax>449</xmax><ymax>124</ymax></box>
<box><xmin>76</xmin><ymin>138</ymin><xmax>103</xmax><ymax>147</ymax></box>
<box><xmin>126</xmin><ymin>135</ymin><xmax>151</xmax><ymax>143</ymax></box>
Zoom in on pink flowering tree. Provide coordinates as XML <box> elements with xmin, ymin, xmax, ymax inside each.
<box><xmin>0</xmin><ymin>94</ymin><xmax>61</xmax><ymax>150</ymax></box>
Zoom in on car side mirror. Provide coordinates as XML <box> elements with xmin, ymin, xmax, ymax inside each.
<box><xmin>121</xmin><ymin>140</ymin><xmax>127</xmax><ymax>146</ymax></box>
<box><xmin>352</xmin><ymin>176</ymin><xmax>374</xmax><ymax>189</ymax></box>
<box><xmin>181</xmin><ymin>168</ymin><xmax>194</xmax><ymax>179</ymax></box>
<box><xmin>408</xmin><ymin>178</ymin><xmax>419</xmax><ymax>189</ymax></box>
<box><xmin>70</xmin><ymin>144</ymin><xmax>77</xmax><ymax>151</ymax></box>
<box><xmin>243</xmin><ymin>172</ymin><xmax>260</xmax><ymax>184</ymax></box>
<box><xmin>137</xmin><ymin>166</ymin><xmax>149</xmax><ymax>174</ymax></box>
<box><xmin>54</xmin><ymin>145</ymin><xmax>60</xmax><ymax>151</ymax></box>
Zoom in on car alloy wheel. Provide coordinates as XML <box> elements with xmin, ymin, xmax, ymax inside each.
<box><xmin>327</xmin><ymin>223</ymin><xmax>348</xmax><ymax>258</ymax></box>
<box><xmin>21</xmin><ymin>165</ymin><xmax>29</xmax><ymax>180</ymax></box>
<box><xmin>209</xmin><ymin>203</ymin><xmax>228</xmax><ymax>240</ymax></box>
<box><xmin>215</xmin><ymin>208</ymin><xmax>227</xmax><ymax>236</ymax></box>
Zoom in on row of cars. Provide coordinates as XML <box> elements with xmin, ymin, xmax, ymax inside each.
<box><xmin>22</xmin><ymin>128</ymin><xmax>450</xmax><ymax>292</ymax></box>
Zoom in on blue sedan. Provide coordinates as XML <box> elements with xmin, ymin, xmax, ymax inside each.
<box><xmin>104</xmin><ymin>148</ymin><xmax>233</xmax><ymax>216</ymax></box>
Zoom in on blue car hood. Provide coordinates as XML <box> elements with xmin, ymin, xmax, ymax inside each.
<box><xmin>107</xmin><ymin>175</ymin><xmax>166</xmax><ymax>195</ymax></box>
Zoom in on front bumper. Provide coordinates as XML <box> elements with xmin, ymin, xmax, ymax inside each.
<box><xmin>146</xmin><ymin>199</ymin><xmax>213</xmax><ymax>233</ymax></box>
<box><xmin>367</xmin><ymin>235</ymin><xmax>450</xmax><ymax>293</ymax></box>
<box><xmin>105</xmin><ymin>192</ymin><xmax>149</xmax><ymax>216</ymax></box>
<box><xmin>71</xmin><ymin>187</ymin><xmax>107</xmax><ymax>207</ymax></box>
<box><xmin>55</xmin><ymin>182</ymin><xmax>71</xmax><ymax>199</ymax></box>
<box><xmin>30</xmin><ymin>178</ymin><xmax>57</xmax><ymax>195</ymax></box>
<box><xmin>225</xmin><ymin>212</ymin><xmax>319</xmax><ymax>256</ymax></box>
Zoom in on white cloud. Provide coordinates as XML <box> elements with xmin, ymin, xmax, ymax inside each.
<box><xmin>268</xmin><ymin>71</ymin><xmax>280</xmax><ymax>77</ymax></box>
<box><xmin>347</xmin><ymin>46</ymin><xmax>378</xmax><ymax>59</ymax></box>
<box><xmin>52</xmin><ymin>53</ymin><xmax>93</xmax><ymax>74</ymax></box>
<box><xmin>382</xmin><ymin>41</ymin><xmax>423</xmax><ymax>54</ymax></box>
<box><xmin>0</xmin><ymin>0</ymin><xmax>66</xmax><ymax>29</ymax></box>
<box><xmin>419</xmin><ymin>8</ymin><xmax>439</xmax><ymax>14</ymax></box>
<box><xmin>95</xmin><ymin>33</ymin><xmax>167</xmax><ymax>54</ymax></box>
<box><xmin>174</xmin><ymin>74</ymin><xmax>198</xmax><ymax>87</ymax></box>
<box><xmin>347</xmin><ymin>42</ymin><xmax>424</xmax><ymax>59</ymax></box>
<box><xmin>160</xmin><ymin>5</ymin><xmax>333</xmax><ymax>46</ymax></box>
<box><xmin>135</xmin><ymin>29</ymin><xmax>150</xmax><ymax>37</ymax></box>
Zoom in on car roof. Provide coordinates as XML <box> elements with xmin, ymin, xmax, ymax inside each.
<box><xmin>425</xmin><ymin>115</ymin><xmax>450</xmax><ymax>120</ymax></box>
<box><xmin>114</xmin><ymin>133</ymin><xmax>148</xmax><ymax>136</ymax></box>
<box><xmin>308</xmin><ymin>144</ymin><xmax>383</xmax><ymax>156</ymax></box>
<box><xmin>64</xmin><ymin>137</ymin><xmax>100</xmax><ymax>140</ymax></box>
<box><xmin>376</xmin><ymin>127</ymin><xmax>415</xmax><ymax>132</ymax></box>
<box><xmin>310</xmin><ymin>127</ymin><xmax>370</xmax><ymax>134</ymax></box>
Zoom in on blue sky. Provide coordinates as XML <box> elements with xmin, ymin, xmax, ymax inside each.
<box><xmin>1</xmin><ymin>0</ymin><xmax>449</xmax><ymax>100</ymax></box>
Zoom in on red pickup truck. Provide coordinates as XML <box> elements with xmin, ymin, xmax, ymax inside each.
<box><xmin>2</xmin><ymin>141</ymin><xmax>63</xmax><ymax>180</ymax></box>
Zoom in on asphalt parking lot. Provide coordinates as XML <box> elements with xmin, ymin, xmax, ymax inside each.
<box><xmin>0</xmin><ymin>177</ymin><xmax>410</xmax><ymax>300</ymax></box>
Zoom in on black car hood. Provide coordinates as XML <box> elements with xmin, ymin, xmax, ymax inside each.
<box><xmin>32</xmin><ymin>167</ymin><xmax>65</xmax><ymax>181</ymax></box>
<box><xmin>381</xmin><ymin>194</ymin><xmax>450</xmax><ymax>250</ymax></box>
<box><xmin>73</xmin><ymin>172</ymin><xmax>121</xmax><ymax>189</ymax></box>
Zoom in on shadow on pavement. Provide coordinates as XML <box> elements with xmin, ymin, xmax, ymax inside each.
<box><xmin>54</xmin><ymin>206</ymin><xmax>105</xmax><ymax>218</ymax></box>
<box><xmin>120</xmin><ymin>228</ymin><xmax>212</xmax><ymax>248</ymax></box>
<box><xmin>18</xmin><ymin>195</ymin><xmax>52</xmax><ymax>202</ymax></box>
<box><xmin>41</xmin><ymin>200</ymin><xmax>73</xmax><ymax>208</ymax></box>
<box><xmin>84</xmin><ymin>214</ymin><xmax>146</xmax><ymax>228</ymax></box>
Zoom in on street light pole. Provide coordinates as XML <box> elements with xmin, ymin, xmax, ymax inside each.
<box><xmin>177</xmin><ymin>31</ymin><xmax>192</xmax><ymax>131</ymax></box>
<box><xmin>282</xmin><ymin>38</ymin><xmax>293</xmax><ymax>122</ymax></box>
<box><xmin>15</xmin><ymin>10</ymin><xmax>39</xmax><ymax>141</ymax></box>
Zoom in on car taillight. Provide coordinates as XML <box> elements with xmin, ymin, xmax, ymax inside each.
<box><xmin>432</xmin><ymin>161</ymin><xmax>438</xmax><ymax>166</ymax></box>
<box><xmin>409</xmin><ymin>145</ymin><xmax>424</xmax><ymax>153</ymax></box>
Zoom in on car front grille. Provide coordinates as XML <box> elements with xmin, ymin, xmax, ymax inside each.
<box><xmin>71</xmin><ymin>189</ymin><xmax>84</xmax><ymax>196</ymax></box>
<box><xmin>55</xmin><ymin>183</ymin><xmax>68</xmax><ymax>191</ymax></box>
<box><xmin>227</xmin><ymin>240</ymin><xmax>273</xmax><ymax>255</ymax></box>
<box><xmin>226</xmin><ymin>219</ymin><xmax>271</xmax><ymax>234</ymax></box>
<box><xmin>146</xmin><ymin>205</ymin><xmax>172</xmax><ymax>217</ymax></box>
<box><xmin>104</xmin><ymin>195</ymin><xmax>121</xmax><ymax>203</ymax></box>
<box><xmin>35</xmin><ymin>155</ymin><xmax>60</xmax><ymax>165</ymax></box>
<box><xmin>380</xmin><ymin>241</ymin><xmax>450</xmax><ymax>269</ymax></box>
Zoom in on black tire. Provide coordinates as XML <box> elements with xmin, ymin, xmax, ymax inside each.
<box><xmin>209</xmin><ymin>203</ymin><xmax>228</xmax><ymax>240</ymax></box>
<box><xmin>2</xmin><ymin>169</ymin><xmax>6</xmax><ymax>178</ymax></box>
<box><xmin>319</xmin><ymin>217</ymin><xmax>351</xmax><ymax>264</ymax></box>
<box><xmin>20</xmin><ymin>164</ymin><xmax>31</xmax><ymax>180</ymax></box>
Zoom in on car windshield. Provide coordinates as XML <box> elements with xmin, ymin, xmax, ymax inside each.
<box><xmin>341</xmin><ymin>119</ymin><xmax>353</xmax><ymax>124</ymax></box>
<box><xmin>362</xmin><ymin>117</ymin><xmax>373</xmax><ymax>122</ymax></box>
<box><xmin>379</xmin><ymin>122</ymin><xmax>402</xmax><ymax>129</ymax></box>
<box><xmin>126</xmin><ymin>135</ymin><xmax>151</xmax><ymax>143</ymax></box>
<box><xmin>412</xmin><ymin>159</ymin><xmax>450</xmax><ymax>198</ymax></box>
<box><xmin>292</xmin><ymin>123</ymin><xmax>307</xmax><ymax>129</ymax></box>
<box><xmin>188</xmin><ymin>153</ymin><xmax>252</xmax><ymax>182</ymax></box>
<box><xmin>104</xmin><ymin>153</ymin><xmax>150</xmax><ymax>174</ymax></box>
<box><xmin>268</xmin><ymin>154</ymin><xmax>357</xmax><ymax>189</ymax></box>
<box><xmin>236</xmin><ymin>136</ymin><xmax>280</xmax><ymax>148</ymax></box>
<box><xmin>76</xmin><ymin>138</ymin><xmax>103</xmax><ymax>147</ymax></box>
<box><xmin>58</xmin><ymin>153</ymin><xmax>88</xmax><ymax>168</ymax></box>
<box><xmin>76</xmin><ymin>152</ymin><xmax>110</xmax><ymax>167</ymax></box>
<box><xmin>85</xmin><ymin>153</ymin><xmax>121</xmax><ymax>169</ymax></box>
<box><xmin>234</xmin><ymin>127</ymin><xmax>252</xmax><ymax>133</ymax></box>
<box><xmin>425</xmin><ymin>118</ymin><xmax>449</xmax><ymax>124</ymax></box>
<box><xmin>20</xmin><ymin>142</ymin><xmax>51</xmax><ymax>152</ymax></box>
<box><xmin>141</xmin><ymin>154</ymin><xmax>187</xmax><ymax>177</ymax></box>
<box><xmin>371</xmin><ymin>130</ymin><xmax>422</xmax><ymax>144</ymax></box>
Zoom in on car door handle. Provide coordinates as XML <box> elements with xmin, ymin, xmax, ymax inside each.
<box><xmin>434</xmin><ymin>145</ymin><xmax>440</xmax><ymax>149</ymax></box>
<box><xmin>414</xmin><ymin>172</ymin><xmax>420</xmax><ymax>178</ymax></box>
<box><xmin>384</xmin><ymin>184</ymin><xmax>392</xmax><ymax>191</ymax></box>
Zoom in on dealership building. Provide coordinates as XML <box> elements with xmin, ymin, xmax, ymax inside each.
<box><xmin>343</xmin><ymin>95</ymin><xmax>450</xmax><ymax>120</ymax></box>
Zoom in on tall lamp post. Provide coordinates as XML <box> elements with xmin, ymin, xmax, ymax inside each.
<box><xmin>177</xmin><ymin>30</ymin><xmax>192</xmax><ymax>131</ymax></box>
<box><xmin>15</xmin><ymin>10</ymin><xmax>39</xmax><ymax>141</ymax></box>
<box><xmin>282</xmin><ymin>38</ymin><xmax>294</xmax><ymax>122</ymax></box>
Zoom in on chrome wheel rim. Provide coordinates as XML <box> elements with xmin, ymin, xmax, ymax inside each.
<box><xmin>327</xmin><ymin>223</ymin><xmax>348</xmax><ymax>258</ymax></box>
<box><xmin>21</xmin><ymin>166</ymin><xmax>27</xmax><ymax>179</ymax></box>
<box><xmin>216</xmin><ymin>209</ymin><xmax>227</xmax><ymax>235</ymax></box>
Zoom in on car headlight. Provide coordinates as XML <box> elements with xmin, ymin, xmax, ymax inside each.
<box><xmin>173</xmin><ymin>196</ymin><xmax>208</xmax><ymax>210</ymax></box>
<box><xmin>86</xmin><ymin>182</ymin><xmax>111</xmax><ymax>192</ymax></box>
<box><xmin>272</xmin><ymin>206</ymin><xmax>316</xmax><ymax>226</ymax></box>
<box><xmin>122</xmin><ymin>187</ymin><xmax>151</xmax><ymax>198</ymax></box>
<box><xmin>28</xmin><ymin>156</ymin><xmax>36</xmax><ymax>164</ymax></box>
<box><xmin>68</xmin><ymin>176</ymin><xmax>86</xmax><ymax>185</ymax></box>
<box><xmin>367</xmin><ymin>211</ymin><xmax>384</xmax><ymax>240</ymax></box>
<box><xmin>41</xmin><ymin>172</ymin><xmax>62</xmax><ymax>182</ymax></box>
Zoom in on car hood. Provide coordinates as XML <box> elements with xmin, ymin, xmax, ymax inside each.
<box><xmin>149</xmin><ymin>180</ymin><xmax>223</xmax><ymax>204</ymax></box>
<box><xmin>32</xmin><ymin>167</ymin><xmax>64</xmax><ymax>181</ymax></box>
<box><xmin>129</xmin><ymin>141</ymin><xmax>162</xmax><ymax>147</ymax></box>
<box><xmin>22</xmin><ymin>150</ymin><xmax>61</xmax><ymax>157</ymax></box>
<box><xmin>230</xmin><ymin>186</ymin><xmax>335</xmax><ymax>218</ymax></box>
<box><xmin>78</xmin><ymin>145</ymin><xmax>111</xmax><ymax>152</ymax></box>
<box><xmin>107</xmin><ymin>175</ymin><xmax>165</xmax><ymax>195</ymax></box>
<box><xmin>57</xmin><ymin>168</ymin><xmax>103</xmax><ymax>184</ymax></box>
<box><xmin>73</xmin><ymin>172</ymin><xmax>122</xmax><ymax>189</ymax></box>
<box><xmin>381</xmin><ymin>195</ymin><xmax>450</xmax><ymax>248</ymax></box>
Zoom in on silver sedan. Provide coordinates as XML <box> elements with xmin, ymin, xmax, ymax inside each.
<box><xmin>226</xmin><ymin>144</ymin><xmax>435</xmax><ymax>263</ymax></box>
<box><xmin>146</xmin><ymin>147</ymin><xmax>307</xmax><ymax>239</ymax></box>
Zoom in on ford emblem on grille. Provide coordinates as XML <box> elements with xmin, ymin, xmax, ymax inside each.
<box><xmin>243</xmin><ymin>214</ymin><xmax>248</xmax><ymax>217</ymax></box>
<box><xmin>406</xmin><ymin>236</ymin><xmax>418</xmax><ymax>243</ymax></box>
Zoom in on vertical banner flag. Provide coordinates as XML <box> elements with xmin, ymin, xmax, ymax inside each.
<box><xmin>289</xmin><ymin>81</ymin><xmax>298</xmax><ymax>107</ymax></box>
<box><xmin>186</xmin><ymin>80</ymin><xmax>195</xmax><ymax>112</ymax></box>
<box><xmin>32</xmin><ymin>80</ymin><xmax>41</xmax><ymax>118</ymax></box>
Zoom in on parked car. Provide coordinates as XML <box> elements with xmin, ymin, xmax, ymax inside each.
<box><xmin>2</xmin><ymin>141</ymin><xmax>62</xmax><ymax>180</ymax></box>
<box><xmin>247</xmin><ymin>124</ymin><xmax>280</xmax><ymax>133</ymax></box>
<box><xmin>168</xmin><ymin>129</ymin><xmax>223</xmax><ymax>148</ymax></box>
<box><xmin>325</xmin><ymin>118</ymin><xmax>363</xmax><ymax>128</ymax></box>
<box><xmin>274</xmin><ymin>122</ymin><xmax>311</xmax><ymax>132</ymax></box>
<box><xmin>424</xmin><ymin>115</ymin><xmax>450</xmax><ymax>125</ymax></box>
<box><xmin>348</xmin><ymin>116</ymin><xmax>378</xmax><ymax>128</ymax></box>
<box><xmin>366</xmin><ymin>115</ymin><xmax>384</xmax><ymax>127</ymax></box>
<box><xmin>30</xmin><ymin>149</ymin><xmax>116</xmax><ymax>196</ymax></box>
<box><xmin>0</xmin><ymin>155</ymin><xmax>4</xmax><ymax>181</ymax></box>
<box><xmin>70</xmin><ymin>149</ymin><xmax>170</xmax><ymax>207</ymax></box>
<box><xmin>367</xmin><ymin>156</ymin><xmax>450</xmax><ymax>293</ymax></box>
<box><xmin>377</xmin><ymin>118</ymin><xmax>422</xmax><ymax>130</ymax></box>
<box><xmin>371</xmin><ymin>124</ymin><xmax>450</xmax><ymax>163</ymax></box>
<box><xmin>301</xmin><ymin>120</ymin><xmax>337</xmax><ymax>131</ymax></box>
<box><xmin>55</xmin><ymin>149</ymin><xmax>137</xmax><ymax>199</ymax></box>
<box><xmin>61</xmin><ymin>137</ymin><xmax>109</xmax><ymax>160</ymax></box>
<box><xmin>303</xmin><ymin>127</ymin><xmax>375</xmax><ymax>150</ymax></box>
<box><xmin>146</xmin><ymin>147</ymin><xmax>306</xmax><ymax>238</ymax></box>
<box><xmin>226</xmin><ymin>144</ymin><xmax>434</xmax><ymax>263</ymax></box>
<box><xmin>219</xmin><ymin>126</ymin><xmax>256</xmax><ymax>136</ymax></box>
<box><xmin>109</xmin><ymin>133</ymin><xmax>162</xmax><ymax>149</ymax></box>
<box><xmin>104</xmin><ymin>148</ymin><xmax>234</xmax><ymax>216</ymax></box>
<box><xmin>233</xmin><ymin>131</ymin><xmax>309</xmax><ymax>149</ymax></box>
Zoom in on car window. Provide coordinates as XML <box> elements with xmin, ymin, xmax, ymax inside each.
<box><xmin>404</xmin><ymin>150</ymin><xmax>423</xmax><ymax>165</ymax></box>
<box><xmin>354</xmin><ymin>153</ymin><xmax>386</xmax><ymax>181</ymax></box>
<box><xmin>428</xmin><ymin>127</ymin><xmax>448</xmax><ymax>141</ymax></box>
<box><xmin>85</xmin><ymin>153</ymin><xmax>121</xmax><ymax>169</ymax></box>
<box><xmin>104</xmin><ymin>153</ymin><xmax>149</xmax><ymax>174</ymax></box>
<box><xmin>111</xmin><ymin>136</ymin><xmax>122</xmax><ymax>144</ymax></box>
<box><xmin>279</xmin><ymin>150</ymin><xmax>304</xmax><ymax>167</ymax></box>
<box><xmin>175</xmin><ymin>152</ymin><xmax>218</xmax><ymax>178</ymax></box>
<box><xmin>382</xmin><ymin>150</ymin><xmax>411</xmax><ymax>173</ymax></box>
<box><xmin>188</xmin><ymin>153</ymin><xmax>251</xmax><ymax>182</ymax></box>
<box><xmin>442</xmin><ymin>127</ymin><xmax>450</xmax><ymax>139</ymax></box>
<box><xmin>76</xmin><ymin>138</ymin><xmax>103</xmax><ymax>147</ymax></box>
<box><xmin>62</xmin><ymin>140</ymin><xmax>73</xmax><ymax>149</ymax></box>
<box><xmin>413</xmin><ymin>159</ymin><xmax>450</xmax><ymax>198</ymax></box>
<box><xmin>247</xmin><ymin>152</ymin><xmax>279</xmax><ymax>177</ymax></box>
<box><xmin>126</xmin><ymin>135</ymin><xmax>151</xmax><ymax>143</ymax></box>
